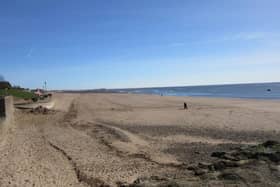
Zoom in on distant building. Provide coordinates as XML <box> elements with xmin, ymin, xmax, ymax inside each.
<box><xmin>0</xmin><ymin>81</ymin><xmax>11</xmax><ymax>89</ymax></box>
<box><xmin>34</xmin><ymin>89</ymin><xmax>44</xmax><ymax>96</ymax></box>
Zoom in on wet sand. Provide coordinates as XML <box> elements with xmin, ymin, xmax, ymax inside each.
<box><xmin>0</xmin><ymin>93</ymin><xmax>279</xmax><ymax>186</ymax></box>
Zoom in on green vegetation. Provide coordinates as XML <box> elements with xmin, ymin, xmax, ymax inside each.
<box><xmin>0</xmin><ymin>88</ymin><xmax>36</xmax><ymax>100</ymax></box>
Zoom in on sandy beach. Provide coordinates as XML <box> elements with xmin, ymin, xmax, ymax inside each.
<box><xmin>0</xmin><ymin>93</ymin><xmax>279</xmax><ymax>186</ymax></box>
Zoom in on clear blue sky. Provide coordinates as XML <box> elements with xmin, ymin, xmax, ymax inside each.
<box><xmin>1</xmin><ymin>0</ymin><xmax>280</xmax><ymax>89</ymax></box>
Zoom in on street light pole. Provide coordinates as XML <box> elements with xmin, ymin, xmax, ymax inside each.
<box><xmin>44</xmin><ymin>81</ymin><xmax>47</xmax><ymax>91</ymax></box>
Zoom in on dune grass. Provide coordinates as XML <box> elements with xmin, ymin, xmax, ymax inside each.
<box><xmin>0</xmin><ymin>89</ymin><xmax>36</xmax><ymax>99</ymax></box>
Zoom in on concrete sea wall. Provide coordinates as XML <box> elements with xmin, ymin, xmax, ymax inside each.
<box><xmin>0</xmin><ymin>96</ymin><xmax>14</xmax><ymax>136</ymax></box>
<box><xmin>0</xmin><ymin>97</ymin><xmax>5</xmax><ymax>117</ymax></box>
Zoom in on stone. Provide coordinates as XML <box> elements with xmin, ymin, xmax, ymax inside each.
<box><xmin>198</xmin><ymin>162</ymin><xmax>211</xmax><ymax>169</ymax></box>
<box><xmin>262</xmin><ymin>140</ymin><xmax>280</xmax><ymax>148</ymax></box>
<box><xmin>194</xmin><ymin>168</ymin><xmax>208</xmax><ymax>176</ymax></box>
<box><xmin>213</xmin><ymin>161</ymin><xmax>227</xmax><ymax>170</ymax></box>
<box><xmin>218</xmin><ymin>173</ymin><xmax>242</xmax><ymax>181</ymax></box>
<box><xmin>211</xmin><ymin>152</ymin><xmax>226</xmax><ymax>158</ymax></box>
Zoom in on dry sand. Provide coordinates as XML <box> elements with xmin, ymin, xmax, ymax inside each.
<box><xmin>0</xmin><ymin>93</ymin><xmax>279</xmax><ymax>186</ymax></box>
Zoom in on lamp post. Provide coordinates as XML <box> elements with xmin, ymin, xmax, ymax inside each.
<box><xmin>43</xmin><ymin>81</ymin><xmax>47</xmax><ymax>91</ymax></box>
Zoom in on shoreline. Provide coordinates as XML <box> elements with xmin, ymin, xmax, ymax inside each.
<box><xmin>59</xmin><ymin>91</ymin><xmax>280</xmax><ymax>101</ymax></box>
<box><xmin>58</xmin><ymin>81</ymin><xmax>280</xmax><ymax>100</ymax></box>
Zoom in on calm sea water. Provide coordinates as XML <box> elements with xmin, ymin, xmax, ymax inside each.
<box><xmin>114</xmin><ymin>82</ymin><xmax>280</xmax><ymax>99</ymax></box>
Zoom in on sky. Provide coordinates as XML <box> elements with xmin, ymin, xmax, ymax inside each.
<box><xmin>0</xmin><ymin>0</ymin><xmax>280</xmax><ymax>89</ymax></box>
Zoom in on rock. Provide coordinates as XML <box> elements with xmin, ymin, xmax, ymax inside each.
<box><xmin>213</xmin><ymin>161</ymin><xmax>227</xmax><ymax>170</ymax></box>
<box><xmin>150</xmin><ymin>176</ymin><xmax>167</xmax><ymax>181</ymax></box>
<box><xmin>198</xmin><ymin>162</ymin><xmax>211</xmax><ymax>169</ymax></box>
<box><xmin>210</xmin><ymin>160</ymin><xmax>239</xmax><ymax>171</ymax></box>
<box><xmin>222</xmin><ymin>154</ymin><xmax>240</xmax><ymax>161</ymax></box>
<box><xmin>208</xmin><ymin>165</ymin><xmax>215</xmax><ymax>172</ymax></box>
<box><xmin>187</xmin><ymin>165</ymin><xmax>197</xmax><ymax>171</ymax></box>
<box><xmin>194</xmin><ymin>168</ymin><xmax>208</xmax><ymax>176</ymax></box>
<box><xmin>218</xmin><ymin>173</ymin><xmax>242</xmax><ymax>181</ymax></box>
<box><xmin>231</xmin><ymin>151</ymin><xmax>254</xmax><ymax>160</ymax></box>
<box><xmin>211</xmin><ymin>152</ymin><xmax>226</xmax><ymax>158</ymax></box>
<box><xmin>123</xmin><ymin>141</ymin><xmax>280</xmax><ymax>187</ymax></box>
<box><xmin>235</xmin><ymin>159</ymin><xmax>253</xmax><ymax>166</ymax></box>
<box><xmin>122</xmin><ymin>176</ymin><xmax>181</xmax><ymax>187</ymax></box>
<box><xmin>262</xmin><ymin>152</ymin><xmax>280</xmax><ymax>163</ymax></box>
<box><xmin>187</xmin><ymin>163</ymin><xmax>208</xmax><ymax>176</ymax></box>
<box><xmin>262</xmin><ymin>140</ymin><xmax>279</xmax><ymax>148</ymax></box>
<box><xmin>30</xmin><ymin>106</ymin><xmax>54</xmax><ymax>115</ymax></box>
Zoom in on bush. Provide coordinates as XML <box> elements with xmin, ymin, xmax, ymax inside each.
<box><xmin>32</xmin><ymin>97</ymin><xmax>38</xmax><ymax>102</ymax></box>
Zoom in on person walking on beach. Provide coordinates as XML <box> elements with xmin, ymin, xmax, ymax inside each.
<box><xmin>184</xmin><ymin>102</ymin><xmax>188</xmax><ymax>110</ymax></box>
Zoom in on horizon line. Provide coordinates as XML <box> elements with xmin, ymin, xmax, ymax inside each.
<box><xmin>53</xmin><ymin>81</ymin><xmax>280</xmax><ymax>92</ymax></box>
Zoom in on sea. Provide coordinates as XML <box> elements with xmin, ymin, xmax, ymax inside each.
<box><xmin>113</xmin><ymin>82</ymin><xmax>280</xmax><ymax>100</ymax></box>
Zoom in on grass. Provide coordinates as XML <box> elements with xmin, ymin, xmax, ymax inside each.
<box><xmin>0</xmin><ymin>88</ymin><xmax>36</xmax><ymax>100</ymax></box>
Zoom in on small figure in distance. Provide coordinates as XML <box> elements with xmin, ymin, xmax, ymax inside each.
<box><xmin>184</xmin><ymin>102</ymin><xmax>188</xmax><ymax>110</ymax></box>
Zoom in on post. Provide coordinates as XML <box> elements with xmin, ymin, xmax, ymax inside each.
<box><xmin>0</xmin><ymin>97</ymin><xmax>5</xmax><ymax>117</ymax></box>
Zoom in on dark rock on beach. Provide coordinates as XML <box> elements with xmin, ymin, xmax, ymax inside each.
<box><xmin>120</xmin><ymin>141</ymin><xmax>280</xmax><ymax>187</ymax></box>
<box><xmin>30</xmin><ymin>106</ymin><xmax>55</xmax><ymax>115</ymax></box>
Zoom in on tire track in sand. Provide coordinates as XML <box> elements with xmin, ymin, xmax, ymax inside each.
<box><xmin>47</xmin><ymin>141</ymin><xmax>109</xmax><ymax>187</ymax></box>
<box><xmin>80</xmin><ymin>120</ymin><xmax>186</xmax><ymax>169</ymax></box>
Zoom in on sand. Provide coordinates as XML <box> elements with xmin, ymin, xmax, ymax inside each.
<box><xmin>0</xmin><ymin>93</ymin><xmax>279</xmax><ymax>186</ymax></box>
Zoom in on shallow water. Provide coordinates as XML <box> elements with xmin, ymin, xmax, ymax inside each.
<box><xmin>114</xmin><ymin>82</ymin><xmax>280</xmax><ymax>99</ymax></box>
